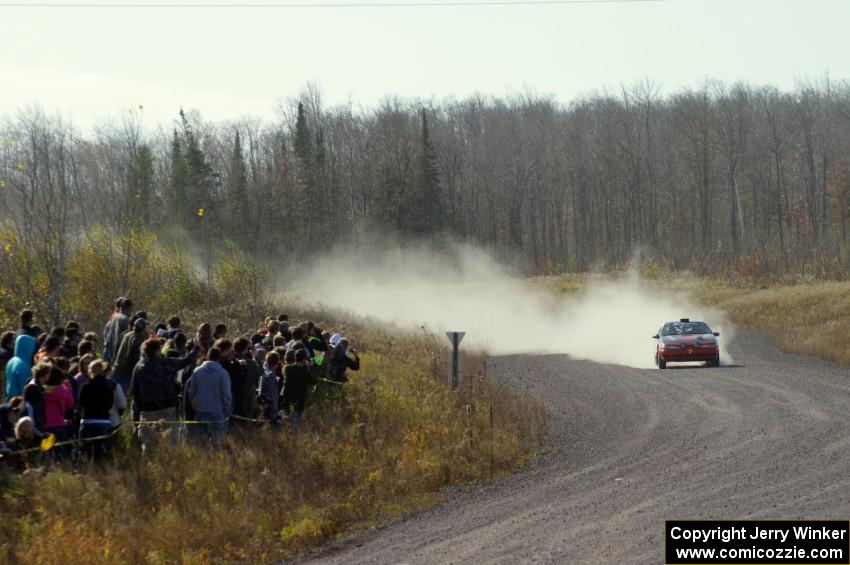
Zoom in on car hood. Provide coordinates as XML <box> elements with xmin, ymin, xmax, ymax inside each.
<box><xmin>661</xmin><ymin>334</ymin><xmax>716</xmax><ymax>343</ymax></box>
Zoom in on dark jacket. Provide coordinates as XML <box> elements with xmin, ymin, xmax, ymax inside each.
<box><xmin>131</xmin><ymin>350</ymin><xmax>198</xmax><ymax>416</ymax></box>
<box><xmin>223</xmin><ymin>356</ymin><xmax>262</xmax><ymax>419</ymax></box>
<box><xmin>306</xmin><ymin>335</ymin><xmax>328</xmax><ymax>355</ymax></box>
<box><xmin>59</xmin><ymin>340</ymin><xmax>77</xmax><ymax>359</ymax></box>
<box><xmin>115</xmin><ymin>329</ymin><xmax>147</xmax><ymax>377</ymax></box>
<box><xmin>0</xmin><ymin>402</ymin><xmax>17</xmax><ymax>441</ymax></box>
<box><xmin>14</xmin><ymin>325</ymin><xmax>41</xmax><ymax>340</ymax></box>
<box><xmin>243</xmin><ymin>357</ymin><xmax>262</xmax><ymax>418</ymax></box>
<box><xmin>0</xmin><ymin>344</ymin><xmax>13</xmax><ymax>373</ymax></box>
<box><xmin>78</xmin><ymin>378</ymin><xmax>114</xmax><ymax>420</ymax></box>
<box><xmin>163</xmin><ymin>327</ymin><xmax>181</xmax><ymax>340</ymax></box>
<box><xmin>282</xmin><ymin>363</ymin><xmax>316</xmax><ymax>404</ymax></box>
<box><xmin>330</xmin><ymin>345</ymin><xmax>360</xmax><ymax>383</ymax></box>
<box><xmin>23</xmin><ymin>379</ymin><xmax>46</xmax><ymax>431</ymax></box>
<box><xmin>182</xmin><ymin>374</ymin><xmax>196</xmax><ymax>421</ymax></box>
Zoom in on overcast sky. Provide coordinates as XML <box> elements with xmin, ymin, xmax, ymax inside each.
<box><xmin>1</xmin><ymin>0</ymin><xmax>847</xmax><ymax>129</ymax></box>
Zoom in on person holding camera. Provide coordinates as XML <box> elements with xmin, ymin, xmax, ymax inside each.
<box><xmin>330</xmin><ymin>338</ymin><xmax>360</xmax><ymax>383</ymax></box>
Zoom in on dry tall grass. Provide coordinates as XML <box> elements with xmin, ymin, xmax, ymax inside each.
<box><xmin>693</xmin><ymin>280</ymin><xmax>850</xmax><ymax>366</ymax></box>
<box><xmin>0</xmin><ymin>328</ymin><xmax>546</xmax><ymax>563</ymax></box>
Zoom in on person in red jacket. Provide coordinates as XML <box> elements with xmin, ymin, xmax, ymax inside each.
<box><xmin>43</xmin><ymin>367</ymin><xmax>74</xmax><ymax>460</ymax></box>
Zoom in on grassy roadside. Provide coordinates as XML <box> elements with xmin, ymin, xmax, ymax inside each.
<box><xmin>692</xmin><ymin>280</ymin><xmax>850</xmax><ymax>366</ymax></box>
<box><xmin>533</xmin><ymin>273</ymin><xmax>850</xmax><ymax>367</ymax></box>
<box><xmin>0</xmin><ymin>318</ymin><xmax>547</xmax><ymax>563</ymax></box>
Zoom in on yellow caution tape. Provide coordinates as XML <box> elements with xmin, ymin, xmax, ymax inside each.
<box><xmin>1</xmin><ymin>378</ymin><xmax>354</xmax><ymax>458</ymax></box>
<box><xmin>40</xmin><ymin>433</ymin><xmax>56</xmax><ymax>452</ymax></box>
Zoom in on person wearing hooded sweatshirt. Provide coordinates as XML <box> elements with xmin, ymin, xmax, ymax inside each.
<box><xmin>330</xmin><ymin>338</ymin><xmax>360</xmax><ymax>383</ymax></box>
<box><xmin>187</xmin><ymin>347</ymin><xmax>232</xmax><ymax>448</ymax></box>
<box><xmin>5</xmin><ymin>334</ymin><xmax>37</xmax><ymax>399</ymax></box>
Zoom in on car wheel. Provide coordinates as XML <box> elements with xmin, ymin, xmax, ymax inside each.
<box><xmin>657</xmin><ymin>356</ymin><xmax>666</xmax><ymax>369</ymax></box>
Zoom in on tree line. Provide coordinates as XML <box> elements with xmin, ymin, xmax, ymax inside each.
<box><xmin>3</xmin><ymin>79</ymin><xmax>850</xmax><ymax>292</ymax></box>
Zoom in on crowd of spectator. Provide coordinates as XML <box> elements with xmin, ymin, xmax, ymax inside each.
<box><xmin>0</xmin><ymin>299</ymin><xmax>361</xmax><ymax>467</ymax></box>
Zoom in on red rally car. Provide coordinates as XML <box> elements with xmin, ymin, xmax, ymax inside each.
<box><xmin>653</xmin><ymin>319</ymin><xmax>720</xmax><ymax>369</ymax></box>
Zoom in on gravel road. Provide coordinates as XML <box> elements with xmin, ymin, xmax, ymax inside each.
<box><xmin>306</xmin><ymin>331</ymin><xmax>850</xmax><ymax>564</ymax></box>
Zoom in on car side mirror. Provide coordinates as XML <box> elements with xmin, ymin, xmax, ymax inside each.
<box><xmin>652</xmin><ymin>334</ymin><xmax>659</xmax><ymax>339</ymax></box>
<box><xmin>713</xmin><ymin>332</ymin><xmax>720</xmax><ymax>337</ymax></box>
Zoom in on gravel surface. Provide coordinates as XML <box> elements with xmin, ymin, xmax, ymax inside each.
<box><xmin>304</xmin><ymin>331</ymin><xmax>850</xmax><ymax>564</ymax></box>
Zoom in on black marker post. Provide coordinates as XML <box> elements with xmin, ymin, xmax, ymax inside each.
<box><xmin>446</xmin><ymin>331</ymin><xmax>465</xmax><ymax>390</ymax></box>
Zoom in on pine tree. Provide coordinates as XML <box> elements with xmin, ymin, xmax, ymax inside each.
<box><xmin>314</xmin><ymin>128</ymin><xmax>326</xmax><ymax>174</ymax></box>
<box><xmin>227</xmin><ymin>130</ymin><xmax>249</xmax><ymax>242</ymax></box>
<box><xmin>292</xmin><ymin>102</ymin><xmax>313</xmax><ymax>244</ymax></box>
<box><xmin>180</xmin><ymin>110</ymin><xmax>213</xmax><ymax>232</ymax></box>
<box><xmin>168</xmin><ymin>129</ymin><xmax>189</xmax><ymax>228</ymax></box>
<box><xmin>311</xmin><ymin>127</ymin><xmax>328</xmax><ymax>245</ymax></box>
<box><xmin>401</xmin><ymin>109</ymin><xmax>443</xmax><ymax>237</ymax></box>
<box><xmin>128</xmin><ymin>144</ymin><xmax>155</xmax><ymax>226</ymax></box>
<box><xmin>420</xmin><ymin>109</ymin><xmax>443</xmax><ymax>234</ymax></box>
<box><xmin>293</xmin><ymin>102</ymin><xmax>313</xmax><ymax>168</ymax></box>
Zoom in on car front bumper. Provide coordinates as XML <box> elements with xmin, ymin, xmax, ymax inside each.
<box><xmin>659</xmin><ymin>348</ymin><xmax>719</xmax><ymax>362</ymax></box>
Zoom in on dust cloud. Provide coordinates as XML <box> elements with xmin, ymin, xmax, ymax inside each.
<box><xmin>288</xmin><ymin>244</ymin><xmax>735</xmax><ymax>369</ymax></box>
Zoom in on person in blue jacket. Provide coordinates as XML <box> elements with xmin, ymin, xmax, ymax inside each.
<box><xmin>5</xmin><ymin>335</ymin><xmax>37</xmax><ymax>399</ymax></box>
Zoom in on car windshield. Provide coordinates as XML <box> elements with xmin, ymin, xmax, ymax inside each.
<box><xmin>661</xmin><ymin>322</ymin><xmax>712</xmax><ymax>336</ymax></box>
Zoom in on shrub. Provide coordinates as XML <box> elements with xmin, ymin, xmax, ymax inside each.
<box><xmin>0</xmin><ymin>224</ymin><xmax>273</xmax><ymax>331</ymax></box>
